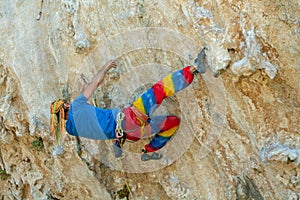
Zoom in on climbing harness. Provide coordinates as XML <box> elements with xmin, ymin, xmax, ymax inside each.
<box><xmin>128</xmin><ymin>106</ymin><xmax>151</xmax><ymax>138</ymax></box>
<box><xmin>114</xmin><ymin>106</ymin><xmax>153</xmax><ymax>158</ymax></box>
<box><xmin>115</xmin><ymin>107</ymin><xmax>151</xmax><ymax>141</ymax></box>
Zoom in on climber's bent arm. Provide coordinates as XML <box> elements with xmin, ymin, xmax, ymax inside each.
<box><xmin>82</xmin><ymin>60</ymin><xmax>117</xmax><ymax>99</ymax></box>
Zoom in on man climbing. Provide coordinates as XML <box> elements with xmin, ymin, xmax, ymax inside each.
<box><xmin>50</xmin><ymin>48</ymin><xmax>208</xmax><ymax>161</ymax></box>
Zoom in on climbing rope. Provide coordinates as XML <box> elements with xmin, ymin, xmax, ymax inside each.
<box><xmin>115</xmin><ymin>157</ymin><xmax>134</xmax><ymax>199</ymax></box>
<box><xmin>114</xmin><ymin>112</ymin><xmax>134</xmax><ymax>199</ymax></box>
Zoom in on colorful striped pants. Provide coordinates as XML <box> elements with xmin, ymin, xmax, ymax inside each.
<box><xmin>122</xmin><ymin>66</ymin><xmax>194</xmax><ymax>152</ymax></box>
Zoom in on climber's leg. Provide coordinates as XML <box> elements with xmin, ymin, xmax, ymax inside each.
<box><xmin>144</xmin><ymin>115</ymin><xmax>180</xmax><ymax>152</ymax></box>
<box><xmin>132</xmin><ymin>66</ymin><xmax>195</xmax><ymax>116</ymax></box>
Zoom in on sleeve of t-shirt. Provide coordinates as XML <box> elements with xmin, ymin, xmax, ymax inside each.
<box><xmin>73</xmin><ymin>94</ymin><xmax>88</xmax><ymax>105</ymax></box>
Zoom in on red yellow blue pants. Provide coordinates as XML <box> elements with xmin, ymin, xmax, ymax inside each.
<box><xmin>122</xmin><ymin>66</ymin><xmax>194</xmax><ymax>152</ymax></box>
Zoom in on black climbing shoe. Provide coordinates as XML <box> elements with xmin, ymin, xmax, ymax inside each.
<box><xmin>113</xmin><ymin>140</ymin><xmax>124</xmax><ymax>158</ymax></box>
<box><xmin>151</xmin><ymin>152</ymin><xmax>163</xmax><ymax>160</ymax></box>
<box><xmin>141</xmin><ymin>150</ymin><xmax>163</xmax><ymax>161</ymax></box>
<box><xmin>194</xmin><ymin>47</ymin><xmax>207</xmax><ymax>74</ymax></box>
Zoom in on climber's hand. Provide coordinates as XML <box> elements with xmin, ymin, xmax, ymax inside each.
<box><xmin>104</xmin><ymin>60</ymin><xmax>117</xmax><ymax>71</ymax></box>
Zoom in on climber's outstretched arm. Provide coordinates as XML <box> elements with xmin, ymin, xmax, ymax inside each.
<box><xmin>82</xmin><ymin>60</ymin><xmax>117</xmax><ymax>99</ymax></box>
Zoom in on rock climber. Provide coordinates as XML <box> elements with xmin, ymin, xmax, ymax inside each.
<box><xmin>50</xmin><ymin>48</ymin><xmax>208</xmax><ymax>161</ymax></box>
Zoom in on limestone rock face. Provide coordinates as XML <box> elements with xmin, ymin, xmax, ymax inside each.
<box><xmin>0</xmin><ymin>0</ymin><xmax>299</xmax><ymax>199</ymax></box>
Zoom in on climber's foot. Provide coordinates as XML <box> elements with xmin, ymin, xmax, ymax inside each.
<box><xmin>194</xmin><ymin>47</ymin><xmax>207</xmax><ymax>74</ymax></box>
<box><xmin>113</xmin><ymin>140</ymin><xmax>124</xmax><ymax>158</ymax></box>
<box><xmin>141</xmin><ymin>150</ymin><xmax>163</xmax><ymax>161</ymax></box>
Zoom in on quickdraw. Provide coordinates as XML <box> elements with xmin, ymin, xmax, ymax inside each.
<box><xmin>37</xmin><ymin>0</ymin><xmax>44</xmax><ymax>21</ymax></box>
<box><xmin>115</xmin><ymin>111</ymin><xmax>125</xmax><ymax>138</ymax></box>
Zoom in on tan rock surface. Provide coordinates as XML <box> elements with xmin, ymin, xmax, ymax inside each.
<box><xmin>0</xmin><ymin>0</ymin><xmax>299</xmax><ymax>199</ymax></box>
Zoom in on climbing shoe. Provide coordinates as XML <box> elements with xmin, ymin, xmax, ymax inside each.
<box><xmin>113</xmin><ymin>140</ymin><xmax>124</xmax><ymax>158</ymax></box>
<box><xmin>194</xmin><ymin>47</ymin><xmax>207</xmax><ymax>74</ymax></box>
<box><xmin>141</xmin><ymin>149</ymin><xmax>163</xmax><ymax>161</ymax></box>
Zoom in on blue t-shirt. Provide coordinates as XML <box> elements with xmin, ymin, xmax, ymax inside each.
<box><xmin>66</xmin><ymin>94</ymin><xmax>119</xmax><ymax>140</ymax></box>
